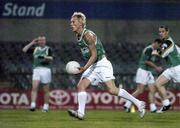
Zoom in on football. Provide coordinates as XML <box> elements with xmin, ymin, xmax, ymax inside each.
<box><xmin>65</xmin><ymin>61</ymin><xmax>80</xmax><ymax>74</ymax></box>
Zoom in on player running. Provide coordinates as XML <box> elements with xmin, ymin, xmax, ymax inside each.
<box><xmin>124</xmin><ymin>39</ymin><xmax>163</xmax><ymax>113</ymax></box>
<box><xmin>22</xmin><ymin>36</ymin><xmax>53</xmax><ymax>112</ymax></box>
<box><xmin>67</xmin><ymin>12</ymin><xmax>145</xmax><ymax>120</ymax></box>
<box><xmin>154</xmin><ymin>25</ymin><xmax>179</xmax><ymax>112</ymax></box>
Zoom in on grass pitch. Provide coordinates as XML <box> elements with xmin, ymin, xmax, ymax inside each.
<box><xmin>0</xmin><ymin>109</ymin><xmax>180</xmax><ymax>128</ymax></box>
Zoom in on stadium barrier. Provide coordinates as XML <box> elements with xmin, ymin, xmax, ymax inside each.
<box><xmin>0</xmin><ymin>89</ymin><xmax>180</xmax><ymax>110</ymax></box>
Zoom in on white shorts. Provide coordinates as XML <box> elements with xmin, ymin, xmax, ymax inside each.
<box><xmin>82</xmin><ymin>57</ymin><xmax>115</xmax><ymax>86</ymax></box>
<box><xmin>33</xmin><ymin>67</ymin><xmax>52</xmax><ymax>84</ymax></box>
<box><xmin>162</xmin><ymin>65</ymin><xmax>180</xmax><ymax>83</ymax></box>
<box><xmin>135</xmin><ymin>68</ymin><xmax>155</xmax><ymax>85</ymax></box>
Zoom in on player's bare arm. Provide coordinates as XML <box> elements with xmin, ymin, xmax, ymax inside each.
<box><xmin>39</xmin><ymin>49</ymin><xmax>53</xmax><ymax>62</ymax></box>
<box><xmin>39</xmin><ymin>55</ymin><xmax>53</xmax><ymax>61</ymax></box>
<box><xmin>22</xmin><ymin>38</ymin><xmax>38</xmax><ymax>53</ymax></box>
<box><xmin>79</xmin><ymin>32</ymin><xmax>97</xmax><ymax>72</ymax></box>
<box><xmin>145</xmin><ymin>61</ymin><xmax>162</xmax><ymax>73</ymax></box>
<box><xmin>44</xmin><ymin>56</ymin><xmax>53</xmax><ymax>61</ymax></box>
<box><xmin>44</xmin><ymin>48</ymin><xmax>53</xmax><ymax>61</ymax></box>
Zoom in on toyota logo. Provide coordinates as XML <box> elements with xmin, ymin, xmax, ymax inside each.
<box><xmin>155</xmin><ymin>90</ymin><xmax>176</xmax><ymax>105</ymax></box>
<box><xmin>49</xmin><ymin>90</ymin><xmax>70</xmax><ymax>105</ymax></box>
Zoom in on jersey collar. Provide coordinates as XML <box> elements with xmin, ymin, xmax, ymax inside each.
<box><xmin>38</xmin><ymin>46</ymin><xmax>47</xmax><ymax>51</ymax></box>
<box><xmin>77</xmin><ymin>28</ymin><xmax>86</xmax><ymax>42</ymax></box>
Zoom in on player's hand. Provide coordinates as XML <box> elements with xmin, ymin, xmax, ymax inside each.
<box><xmin>31</xmin><ymin>38</ymin><xmax>38</xmax><ymax>45</ymax></box>
<box><xmin>77</xmin><ymin>67</ymin><xmax>85</xmax><ymax>74</ymax></box>
<box><xmin>155</xmin><ymin>66</ymin><xmax>163</xmax><ymax>73</ymax></box>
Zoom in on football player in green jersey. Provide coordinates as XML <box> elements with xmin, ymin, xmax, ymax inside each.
<box><xmin>124</xmin><ymin>39</ymin><xmax>163</xmax><ymax>113</ymax></box>
<box><xmin>67</xmin><ymin>12</ymin><xmax>145</xmax><ymax>120</ymax></box>
<box><xmin>154</xmin><ymin>25</ymin><xmax>178</xmax><ymax>112</ymax></box>
<box><xmin>22</xmin><ymin>36</ymin><xmax>53</xmax><ymax>112</ymax></box>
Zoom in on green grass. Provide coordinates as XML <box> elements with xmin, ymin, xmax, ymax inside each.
<box><xmin>0</xmin><ymin>110</ymin><xmax>180</xmax><ymax>128</ymax></box>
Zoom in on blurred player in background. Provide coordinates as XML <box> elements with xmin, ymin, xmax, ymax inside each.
<box><xmin>22</xmin><ymin>36</ymin><xmax>53</xmax><ymax>112</ymax></box>
<box><xmin>154</xmin><ymin>25</ymin><xmax>180</xmax><ymax>112</ymax></box>
<box><xmin>124</xmin><ymin>39</ymin><xmax>163</xmax><ymax>113</ymax></box>
<box><xmin>67</xmin><ymin>12</ymin><xmax>145</xmax><ymax>120</ymax></box>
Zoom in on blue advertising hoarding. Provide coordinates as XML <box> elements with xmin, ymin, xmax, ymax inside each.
<box><xmin>0</xmin><ymin>1</ymin><xmax>180</xmax><ymax>20</ymax></box>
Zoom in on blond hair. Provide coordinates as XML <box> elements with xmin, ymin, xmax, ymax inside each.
<box><xmin>72</xmin><ymin>12</ymin><xmax>86</xmax><ymax>28</ymax></box>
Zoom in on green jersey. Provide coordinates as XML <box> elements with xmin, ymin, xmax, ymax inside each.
<box><xmin>77</xmin><ymin>29</ymin><xmax>105</xmax><ymax>61</ymax></box>
<box><xmin>160</xmin><ymin>37</ymin><xmax>180</xmax><ymax>67</ymax></box>
<box><xmin>138</xmin><ymin>45</ymin><xmax>156</xmax><ymax>72</ymax></box>
<box><xmin>33</xmin><ymin>46</ymin><xmax>52</xmax><ymax>69</ymax></box>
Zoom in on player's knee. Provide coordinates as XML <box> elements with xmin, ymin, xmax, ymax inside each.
<box><xmin>149</xmin><ymin>89</ymin><xmax>154</xmax><ymax>95</ymax></box>
<box><xmin>77</xmin><ymin>85</ymin><xmax>86</xmax><ymax>92</ymax></box>
<box><xmin>108</xmin><ymin>88</ymin><xmax>117</xmax><ymax>95</ymax></box>
<box><xmin>44</xmin><ymin>88</ymin><xmax>49</xmax><ymax>93</ymax></box>
<box><xmin>77</xmin><ymin>78</ymin><xmax>90</xmax><ymax>92</ymax></box>
<box><xmin>154</xmin><ymin>81</ymin><xmax>161</xmax><ymax>89</ymax></box>
<box><xmin>139</xmin><ymin>89</ymin><xmax>144</xmax><ymax>94</ymax></box>
<box><xmin>108</xmin><ymin>89</ymin><xmax>115</xmax><ymax>95</ymax></box>
<box><xmin>149</xmin><ymin>88</ymin><xmax>156</xmax><ymax>94</ymax></box>
<box><xmin>32</xmin><ymin>87</ymin><xmax>38</xmax><ymax>92</ymax></box>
